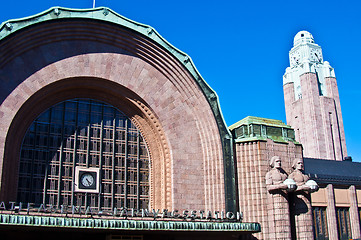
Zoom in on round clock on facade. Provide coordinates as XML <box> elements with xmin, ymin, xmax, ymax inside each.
<box><xmin>80</xmin><ymin>172</ymin><xmax>95</xmax><ymax>188</ymax></box>
<box><xmin>74</xmin><ymin>167</ymin><xmax>100</xmax><ymax>193</ymax></box>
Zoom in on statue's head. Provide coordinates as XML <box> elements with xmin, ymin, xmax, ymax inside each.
<box><xmin>270</xmin><ymin>156</ymin><xmax>281</xmax><ymax>169</ymax></box>
<box><xmin>292</xmin><ymin>158</ymin><xmax>304</xmax><ymax>171</ymax></box>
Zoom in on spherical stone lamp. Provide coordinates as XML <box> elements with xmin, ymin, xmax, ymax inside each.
<box><xmin>305</xmin><ymin>180</ymin><xmax>319</xmax><ymax>192</ymax></box>
<box><xmin>283</xmin><ymin>178</ymin><xmax>297</xmax><ymax>192</ymax></box>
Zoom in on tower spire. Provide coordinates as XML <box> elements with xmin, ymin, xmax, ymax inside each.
<box><xmin>283</xmin><ymin>31</ymin><xmax>347</xmax><ymax>160</ymax></box>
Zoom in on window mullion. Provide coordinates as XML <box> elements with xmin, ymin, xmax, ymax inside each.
<box><xmin>111</xmin><ymin>115</ymin><xmax>116</xmax><ymax>210</ymax></box>
<box><xmin>124</xmin><ymin>119</ymin><xmax>129</xmax><ymax>208</ymax></box>
<box><xmin>56</xmin><ymin>103</ymin><xmax>66</xmax><ymax>208</ymax></box>
<box><xmin>42</xmin><ymin>109</ymin><xmax>52</xmax><ymax>205</ymax></box>
<box><xmin>71</xmin><ymin>101</ymin><xmax>79</xmax><ymax>207</ymax></box>
<box><xmin>98</xmin><ymin>114</ymin><xmax>104</xmax><ymax>210</ymax></box>
<box><xmin>86</xmin><ymin>127</ymin><xmax>91</xmax><ymax>167</ymax></box>
<box><xmin>84</xmin><ymin>104</ymin><xmax>93</xmax><ymax>208</ymax></box>
<box><xmin>29</xmin><ymin>121</ymin><xmax>37</xmax><ymax>202</ymax></box>
<box><xmin>136</xmin><ymin>131</ymin><xmax>140</xmax><ymax>209</ymax></box>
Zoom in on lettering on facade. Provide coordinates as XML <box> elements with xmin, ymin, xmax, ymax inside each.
<box><xmin>0</xmin><ymin>202</ymin><xmax>243</xmax><ymax>222</ymax></box>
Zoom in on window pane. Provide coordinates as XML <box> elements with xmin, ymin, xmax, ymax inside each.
<box><xmin>336</xmin><ymin>207</ymin><xmax>352</xmax><ymax>240</ymax></box>
<box><xmin>18</xmin><ymin>99</ymin><xmax>150</xmax><ymax>211</ymax></box>
<box><xmin>312</xmin><ymin>207</ymin><xmax>329</xmax><ymax>240</ymax></box>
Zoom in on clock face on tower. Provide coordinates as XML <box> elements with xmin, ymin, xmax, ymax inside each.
<box><xmin>290</xmin><ymin>50</ymin><xmax>301</xmax><ymax>66</ymax></box>
<box><xmin>310</xmin><ymin>48</ymin><xmax>322</xmax><ymax>62</ymax></box>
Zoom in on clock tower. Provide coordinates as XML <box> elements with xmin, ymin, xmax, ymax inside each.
<box><xmin>283</xmin><ymin>31</ymin><xmax>347</xmax><ymax>160</ymax></box>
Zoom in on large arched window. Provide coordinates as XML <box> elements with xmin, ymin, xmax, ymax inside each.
<box><xmin>17</xmin><ymin>99</ymin><xmax>150</xmax><ymax>211</ymax></box>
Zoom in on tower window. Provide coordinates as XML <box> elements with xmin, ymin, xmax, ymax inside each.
<box><xmin>301</xmin><ymin>34</ymin><xmax>304</xmax><ymax>37</ymax></box>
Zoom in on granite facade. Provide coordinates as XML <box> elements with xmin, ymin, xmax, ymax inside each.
<box><xmin>0</xmin><ymin>18</ymin><xmax>227</xmax><ymax>213</ymax></box>
<box><xmin>283</xmin><ymin>72</ymin><xmax>347</xmax><ymax>160</ymax></box>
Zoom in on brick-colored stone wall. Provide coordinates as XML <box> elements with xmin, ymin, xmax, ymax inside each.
<box><xmin>283</xmin><ymin>72</ymin><xmax>347</xmax><ymax>160</ymax></box>
<box><xmin>326</xmin><ymin>184</ymin><xmax>339</xmax><ymax>240</ymax></box>
<box><xmin>235</xmin><ymin>139</ymin><xmax>313</xmax><ymax>239</ymax></box>
<box><xmin>0</xmin><ymin>20</ymin><xmax>226</xmax><ymax>211</ymax></box>
<box><xmin>311</xmin><ymin>184</ymin><xmax>361</xmax><ymax>240</ymax></box>
<box><xmin>325</xmin><ymin>77</ymin><xmax>347</xmax><ymax>158</ymax></box>
<box><xmin>283</xmin><ymin>82</ymin><xmax>295</xmax><ymax>125</ymax></box>
<box><xmin>299</xmin><ymin>72</ymin><xmax>325</xmax><ymax>159</ymax></box>
<box><xmin>348</xmin><ymin>185</ymin><xmax>361</xmax><ymax>239</ymax></box>
<box><xmin>291</xmin><ymin>192</ymin><xmax>313</xmax><ymax>240</ymax></box>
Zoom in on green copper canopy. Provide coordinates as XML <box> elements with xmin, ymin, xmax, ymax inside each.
<box><xmin>0</xmin><ymin>213</ymin><xmax>261</xmax><ymax>233</ymax></box>
<box><xmin>229</xmin><ymin>116</ymin><xmax>299</xmax><ymax>144</ymax></box>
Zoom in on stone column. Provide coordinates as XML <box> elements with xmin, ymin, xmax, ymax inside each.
<box><xmin>349</xmin><ymin>185</ymin><xmax>361</xmax><ymax>239</ymax></box>
<box><xmin>326</xmin><ymin>184</ymin><xmax>339</xmax><ymax>240</ymax></box>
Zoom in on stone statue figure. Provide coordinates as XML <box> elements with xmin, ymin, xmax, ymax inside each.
<box><xmin>288</xmin><ymin>158</ymin><xmax>318</xmax><ymax>192</ymax></box>
<box><xmin>265</xmin><ymin>155</ymin><xmax>294</xmax><ymax>240</ymax></box>
<box><xmin>265</xmin><ymin>156</ymin><xmax>294</xmax><ymax>193</ymax></box>
<box><xmin>288</xmin><ymin>158</ymin><xmax>318</xmax><ymax>240</ymax></box>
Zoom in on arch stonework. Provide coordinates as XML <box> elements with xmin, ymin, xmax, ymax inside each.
<box><xmin>0</xmin><ymin>9</ymin><xmax>234</xmax><ymax>211</ymax></box>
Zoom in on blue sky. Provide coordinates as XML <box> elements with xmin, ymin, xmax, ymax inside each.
<box><xmin>1</xmin><ymin>1</ymin><xmax>360</xmax><ymax>162</ymax></box>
